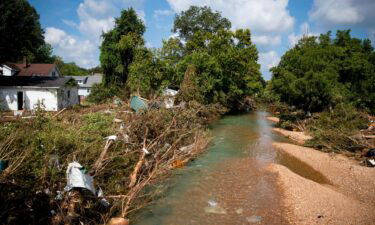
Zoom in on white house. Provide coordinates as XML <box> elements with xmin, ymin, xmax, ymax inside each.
<box><xmin>0</xmin><ymin>76</ymin><xmax>79</xmax><ymax>111</ymax></box>
<box><xmin>66</xmin><ymin>74</ymin><xmax>102</xmax><ymax>100</ymax></box>
<box><xmin>0</xmin><ymin>62</ymin><xmax>61</xmax><ymax>77</ymax></box>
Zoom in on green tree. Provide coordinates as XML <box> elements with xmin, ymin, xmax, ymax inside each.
<box><xmin>172</xmin><ymin>6</ymin><xmax>231</xmax><ymax>41</ymax></box>
<box><xmin>54</xmin><ymin>56</ymin><xmax>88</xmax><ymax>76</ymax></box>
<box><xmin>269</xmin><ymin>30</ymin><xmax>375</xmax><ymax>113</ymax></box>
<box><xmin>100</xmin><ymin>8</ymin><xmax>145</xmax><ymax>86</ymax></box>
<box><xmin>0</xmin><ymin>0</ymin><xmax>45</xmax><ymax>63</ymax></box>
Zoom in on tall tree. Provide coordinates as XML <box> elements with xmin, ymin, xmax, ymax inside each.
<box><xmin>172</xmin><ymin>6</ymin><xmax>231</xmax><ymax>41</ymax></box>
<box><xmin>0</xmin><ymin>0</ymin><xmax>45</xmax><ymax>63</ymax></box>
<box><xmin>100</xmin><ymin>8</ymin><xmax>145</xmax><ymax>86</ymax></box>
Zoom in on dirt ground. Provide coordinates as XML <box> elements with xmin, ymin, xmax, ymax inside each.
<box><xmin>269</xmin><ymin>142</ymin><xmax>375</xmax><ymax>225</ymax></box>
<box><xmin>272</xmin><ymin>128</ymin><xmax>312</xmax><ymax>144</ymax></box>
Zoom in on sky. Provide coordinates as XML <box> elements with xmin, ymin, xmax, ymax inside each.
<box><xmin>29</xmin><ymin>0</ymin><xmax>375</xmax><ymax>80</ymax></box>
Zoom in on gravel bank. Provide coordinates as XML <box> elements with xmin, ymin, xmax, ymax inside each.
<box><xmin>273</xmin><ymin>142</ymin><xmax>375</xmax><ymax>206</ymax></box>
<box><xmin>272</xmin><ymin>128</ymin><xmax>312</xmax><ymax>144</ymax></box>
<box><xmin>267</xmin><ymin>163</ymin><xmax>375</xmax><ymax>225</ymax></box>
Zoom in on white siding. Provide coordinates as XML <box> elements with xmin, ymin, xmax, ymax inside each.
<box><xmin>0</xmin><ymin>66</ymin><xmax>16</xmax><ymax>76</ymax></box>
<box><xmin>78</xmin><ymin>87</ymin><xmax>91</xmax><ymax>97</ymax></box>
<box><xmin>48</xmin><ymin>66</ymin><xmax>61</xmax><ymax>77</ymax></box>
<box><xmin>0</xmin><ymin>88</ymin><xmax>58</xmax><ymax>111</ymax></box>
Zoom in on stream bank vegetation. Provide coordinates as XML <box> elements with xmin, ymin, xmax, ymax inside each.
<box><xmin>260</xmin><ymin>30</ymin><xmax>375</xmax><ymax>162</ymax></box>
<box><xmin>1</xmin><ymin>5</ymin><xmax>261</xmax><ymax>225</ymax></box>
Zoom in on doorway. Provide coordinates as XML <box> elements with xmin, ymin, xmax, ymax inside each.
<box><xmin>17</xmin><ymin>91</ymin><xmax>23</xmax><ymax>110</ymax></box>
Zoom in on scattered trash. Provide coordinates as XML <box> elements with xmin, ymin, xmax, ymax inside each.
<box><xmin>97</xmin><ymin>187</ymin><xmax>110</xmax><ymax>208</ymax></box>
<box><xmin>0</xmin><ymin>159</ymin><xmax>8</xmax><ymax>172</ymax></box>
<box><xmin>235</xmin><ymin>208</ymin><xmax>243</xmax><ymax>214</ymax></box>
<box><xmin>113</xmin><ymin>97</ymin><xmax>122</xmax><ymax>106</ymax></box>
<box><xmin>163</xmin><ymin>88</ymin><xmax>179</xmax><ymax>97</ymax></box>
<box><xmin>55</xmin><ymin>191</ymin><xmax>63</xmax><ymax>200</ymax></box>
<box><xmin>204</xmin><ymin>199</ymin><xmax>227</xmax><ymax>214</ymax></box>
<box><xmin>123</xmin><ymin>134</ymin><xmax>130</xmax><ymax>143</ymax></box>
<box><xmin>130</xmin><ymin>96</ymin><xmax>149</xmax><ymax>113</ymax></box>
<box><xmin>113</xmin><ymin>118</ymin><xmax>123</xmax><ymax>123</ymax></box>
<box><xmin>64</xmin><ymin>161</ymin><xmax>96</xmax><ymax>195</ymax></box>
<box><xmin>366</xmin><ymin>159</ymin><xmax>375</xmax><ymax>167</ymax></box>
<box><xmin>365</xmin><ymin>148</ymin><xmax>375</xmax><ymax>157</ymax></box>
<box><xmin>317</xmin><ymin>214</ymin><xmax>324</xmax><ymax>219</ymax></box>
<box><xmin>246</xmin><ymin>215</ymin><xmax>262</xmax><ymax>223</ymax></box>
<box><xmin>142</xmin><ymin>147</ymin><xmax>150</xmax><ymax>155</ymax></box>
<box><xmin>105</xmin><ymin>135</ymin><xmax>118</xmax><ymax>141</ymax></box>
<box><xmin>13</xmin><ymin>111</ymin><xmax>23</xmax><ymax>117</ymax></box>
<box><xmin>179</xmin><ymin>144</ymin><xmax>195</xmax><ymax>152</ymax></box>
<box><xmin>104</xmin><ymin>110</ymin><xmax>112</xmax><ymax>114</ymax></box>
<box><xmin>163</xmin><ymin>88</ymin><xmax>179</xmax><ymax>109</ymax></box>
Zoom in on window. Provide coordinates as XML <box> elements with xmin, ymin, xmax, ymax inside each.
<box><xmin>52</xmin><ymin>72</ymin><xmax>56</xmax><ymax>77</ymax></box>
<box><xmin>68</xmin><ymin>90</ymin><xmax>71</xmax><ymax>99</ymax></box>
<box><xmin>87</xmin><ymin>89</ymin><xmax>90</xmax><ymax>93</ymax></box>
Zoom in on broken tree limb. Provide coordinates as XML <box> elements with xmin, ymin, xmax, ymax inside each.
<box><xmin>91</xmin><ymin>139</ymin><xmax>114</xmax><ymax>175</ymax></box>
<box><xmin>128</xmin><ymin>128</ymin><xmax>148</xmax><ymax>188</ymax></box>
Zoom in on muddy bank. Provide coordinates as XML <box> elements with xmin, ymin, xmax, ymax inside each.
<box><xmin>267</xmin><ymin>163</ymin><xmax>375</xmax><ymax>225</ymax></box>
<box><xmin>272</xmin><ymin>128</ymin><xmax>312</xmax><ymax>144</ymax></box>
<box><xmin>273</xmin><ymin>142</ymin><xmax>375</xmax><ymax>206</ymax></box>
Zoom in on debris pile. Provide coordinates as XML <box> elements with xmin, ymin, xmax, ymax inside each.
<box><xmin>0</xmin><ymin>100</ymin><xmax>226</xmax><ymax>224</ymax></box>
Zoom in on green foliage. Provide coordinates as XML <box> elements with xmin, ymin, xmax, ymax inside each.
<box><xmin>269</xmin><ymin>30</ymin><xmax>375</xmax><ymax>113</ymax></box>
<box><xmin>306</xmin><ymin>103</ymin><xmax>369</xmax><ymax>152</ymax></box>
<box><xmin>81</xmin><ymin>112</ymin><xmax>114</xmax><ymax>138</ymax></box>
<box><xmin>173</xmin><ymin>6</ymin><xmax>231</xmax><ymax>41</ymax></box>
<box><xmin>86</xmin><ymin>83</ymin><xmax>119</xmax><ymax>103</ymax></box>
<box><xmin>100</xmin><ymin>8</ymin><xmax>145</xmax><ymax>86</ymax></box>
<box><xmin>0</xmin><ymin>0</ymin><xmax>45</xmax><ymax>63</ymax></box>
<box><xmin>54</xmin><ymin>56</ymin><xmax>88</xmax><ymax>76</ymax></box>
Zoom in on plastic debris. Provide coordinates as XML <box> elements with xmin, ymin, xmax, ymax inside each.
<box><xmin>0</xmin><ymin>160</ymin><xmax>8</xmax><ymax>172</ymax></box>
<box><xmin>163</xmin><ymin>88</ymin><xmax>179</xmax><ymax>97</ymax></box>
<box><xmin>179</xmin><ymin>144</ymin><xmax>195</xmax><ymax>152</ymax></box>
<box><xmin>366</xmin><ymin>159</ymin><xmax>375</xmax><ymax>167</ymax></box>
<box><xmin>97</xmin><ymin>187</ymin><xmax>110</xmax><ymax>208</ymax></box>
<box><xmin>113</xmin><ymin>118</ymin><xmax>123</xmax><ymax>123</ymax></box>
<box><xmin>365</xmin><ymin>148</ymin><xmax>375</xmax><ymax>157</ymax></box>
<box><xmin>113</xmin><ymin>97</ymin><xmax>122</xmax><ymax>106</ymax></box>
<box><xmin>105</xmin><ymin>135</ymin><xmax>118</xmax><ymax>141</ymax></box>
<box><xmin>64</xmin><ymin>161</ymin><xmax>96</xmax><ymax>195</ymax></box>
<box><xmin>130</xmin><ymin>96</ymin><xmax>149</xmax><ymax>113</ymax></box>
<box><xmin>142</xmin><ymin>148</ymin><xmax>150</xmax><ymax>155</ymax></box>
<box><xmin>204</xmin><ymin>199</ymin><xmax>227</xmax><ymax>214</ymax></box>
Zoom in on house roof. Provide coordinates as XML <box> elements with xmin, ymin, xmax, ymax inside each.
<box><xmin>0</xmin><ymin>76</ymin><xmax>74</xmax><ymax>88</ymax></box>
<box><xmin>66</xmin><ymin>74</ymin><xmax>102</xmax><ymax>88</ymax></box>
<box><xmin>5</xmin><ymin>63</ymin><xmax>56</xmax><ymax>76</ymax></box>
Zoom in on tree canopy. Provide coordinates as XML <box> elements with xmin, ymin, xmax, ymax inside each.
<box><xmin>269</xmin><ymin>30</ymin><xmax>375</xmax><ymax>113</ymax></box>
<box><xmin>100</xmin><ymin>8</ymin><xmax>145</xmax><ymax>86</ymax></box>
<box><xmin>0</xmin><ymin>0</ymin><xmax>47</xmax><ymax>63</ymax></box>
<box><xmin>172</xmin><ymin>6</ymin><xmax>231</xmax><ymax>41</ymax></box>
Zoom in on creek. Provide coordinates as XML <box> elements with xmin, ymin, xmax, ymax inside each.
<box><xmin>134</xmin><ymin>112</ymin><xmax>327</xmax><ymax>224</ymax></box>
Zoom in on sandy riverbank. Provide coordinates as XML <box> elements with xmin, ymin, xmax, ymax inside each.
<box><xmin>268</xmin><ymin>142</ymin><xmax>375</xmax><ymax>225</ymax></box>
<box><xmin>272</xmin><ymin>128</ymin><xmax>312</xmax><ymax>144</ymax></box>
<box><xmin>266</xmin><ymin>116</ymin><xmax>280</xmax><ymax>123</ymax></box>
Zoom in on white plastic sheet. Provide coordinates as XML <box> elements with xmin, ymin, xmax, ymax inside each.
<box><xmin>64</xmin><ymin>161</ymin><xmax>96</xmax><ymax>195</ymax></box>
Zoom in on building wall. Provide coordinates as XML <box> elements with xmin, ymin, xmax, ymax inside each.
<box><xmin>57</xmin><ymin>86</ymin><xmax>79</xmax><ymax>110</ymax></box>
<box><xmin>48</xmin><ymin>66</ymin><xmax>61</xmax><ymax>77</ymax></box>
<box><xmin>0</xmin><ymin>66</ymin><xmax>16</xmax><ymax>76</ymax></box>
<box><xmin>0</xmin><ymin>88</ymin><xmax>58</xmax><ymax>111</ymax></box>
<box><xmin>0</xmin><ymin>86</ymin><xmax>79</xmax><ymax>111</ymax></box>
<box><xmin>78</xmin><ymin>87</ymin><xmax>91</xmax><ymax>97</ymax></box>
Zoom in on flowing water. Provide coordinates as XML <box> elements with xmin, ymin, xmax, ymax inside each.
<box><xmin>135</xmin><ymin>112</ymin><xmax>328</xmax><ymax>225</ymax></box>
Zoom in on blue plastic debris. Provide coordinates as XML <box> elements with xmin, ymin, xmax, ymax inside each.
<box><xmin>0</xmin><ymin>160</ymin><xmax>8</xmax><ymax>172</ymax></box>
<box><xmin>130</xmin><ymin>96</ymin><xmax>148</xmax><ymax>112</ymax></box>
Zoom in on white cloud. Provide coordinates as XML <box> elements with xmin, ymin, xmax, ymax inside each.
<box><xmin>253</xmin><ymin>35</ymin><xmax>281</xmax><ymax>46</ymax></box>
<box><xmin>45</xmin><ymin>27</ymin><xmax>97</xmax><ymax>68</ymax></box>
<box><xmin>51</xmin><ymin>0</ymin><xmax>144</xmax><ymax>68</ymax></box>
<box><xmin>309</xmin><ymin>0</ymin><xmax>370</xmax><ymax>25</ymax></box>
<box><xmin>288</xmin><ymin>22</ymin><xmax>318</xmax><ymax>47</ymax></box>
<box><xmin>259</xmin><ymin>51</ymin><xmax>280</xmax><ymax>80</ymax></box>
<box><xmin>166</xmin><ymin>0</ymin><xmax>295</xmax><ymax>33</ymax></box>
<box><xmin>153</xmin><ymin>9</ymin><xmax>174</xmax><ymax>19</ymax></box>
